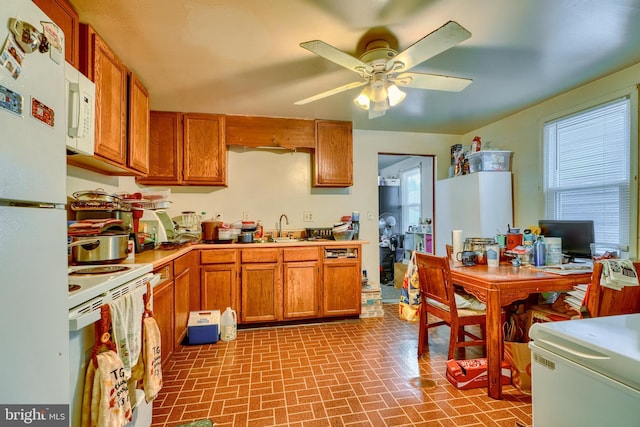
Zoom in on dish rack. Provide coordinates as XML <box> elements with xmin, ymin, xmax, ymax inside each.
<box><xmin>306</xmin><ymin>227</ymin><xmax>333</xmax><ymax>239</ymax></box>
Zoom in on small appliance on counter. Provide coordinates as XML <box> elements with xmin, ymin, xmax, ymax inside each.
<box><xmin>138</xmin><ymin>209</ymin><xmax>175</xmax><ymax>251</ymax></box>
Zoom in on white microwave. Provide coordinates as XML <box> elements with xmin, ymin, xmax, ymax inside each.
<box><xmin>64</xmin><ymin>61</ymin><xmax>95</xmax><ymax>155</ymax></box>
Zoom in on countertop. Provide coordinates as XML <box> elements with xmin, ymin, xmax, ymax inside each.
<box><xmin>129</xmin><ymin>239</ymin><xmax>369</xmax><ymax>269</ymax></box>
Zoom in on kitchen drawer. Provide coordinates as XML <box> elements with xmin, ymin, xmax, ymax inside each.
<box><xmin>154</xmin><ymin>262</ymin><xmax>173</xmax><ymax>285</ymax></box>
<box><xmin>241</xmin><ymin>248</ymin><xmax>280</xmax><ymax>263</ymax></box>
<box><xmin>201</xmin><ymin>249</ymin><xmax>237</xmax><ymax>264</ymax></box>
<box><xmin>174</xmin><ymin>252</ymin><xmax>192</xmax><ymax>274</ymax></box>
<box><xmin>283</xmin><ymin>247</ymin><xmax>320</xmax><ymax>262</ymax></box>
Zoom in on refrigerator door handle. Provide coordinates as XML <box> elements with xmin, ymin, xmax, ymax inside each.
<box><xmin>536</xmin><ymin>338</ymin><xmax>610</xmax><ymax>360</ymax></box>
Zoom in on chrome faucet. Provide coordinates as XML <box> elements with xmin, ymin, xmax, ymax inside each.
<box><xmin>278</xmin><ymin>214</ymin><xmax>289</xmax><ymax>237</ymax></box>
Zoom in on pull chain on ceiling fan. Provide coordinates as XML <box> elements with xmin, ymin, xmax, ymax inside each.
<box><xmin>295</xmin><ymin>21</ymin><xmax>473</xmax><ymax>119</ymax></box>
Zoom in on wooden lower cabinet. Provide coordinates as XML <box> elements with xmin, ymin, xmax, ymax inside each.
<box><xmin>283</xmin><ymin>247</ymin><xmax>321</xmax><ymax>319</ymax></box>
<box><xmin>241</xmin><ymin>262</ymin><xmax>282</xmax><ymax>322</ymax></box>
<box><xmin>240</xmin><ymin>248</ymin><xmax>282</xmax><ymax>323</ymax></box>
<box><xmin>152</xmin><ymin>262</ymin><xmax>174</xmax><ymax>367</ymax></box>
<box><xmin>173</xmin><ymin>253</ymin><xmax>193</xmax><ymax>348</ymax></box>
<box><xmin>322</xmin><ymin>258</ymin><xmax>361</xmax><ymax>317</ymax></box>
<box><xmin>201</xmin><ymin>249</ymin><xmax>239</xmax><ymax>312</ymax></box>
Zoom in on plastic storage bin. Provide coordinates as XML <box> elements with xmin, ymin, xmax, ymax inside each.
<box><xmin>467</xmin><ymin>150</ymin><xmax>512</xmax><ymax>172</ymax></box>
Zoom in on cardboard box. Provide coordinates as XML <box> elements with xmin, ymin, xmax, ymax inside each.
<box><xmin>446</xmin><ymin>358</ymin><xmax>511</xmax><ymax>390</ymax></box>
<box><xmin>187</xmin><ymin>310</ymin><xmax>220</xmax><ymax>344</ymax></box>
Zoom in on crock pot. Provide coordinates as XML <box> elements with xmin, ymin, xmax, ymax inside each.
<box><xmin>70</xmin><ymin>232</ymin><xmax>129</xmax><ymax>264</ymax></box>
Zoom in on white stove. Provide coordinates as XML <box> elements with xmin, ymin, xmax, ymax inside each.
<box><xmin>68</xmin><ymin>263</ymin><xmax>153</xmax><ymax>330</ymax></box>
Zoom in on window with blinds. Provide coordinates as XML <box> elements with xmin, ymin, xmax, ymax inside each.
<box><xmin>401</xmin><ymin>166</ymin><xmax>421</xmax><ymax>229</ymax></box>
<box><xmin>543</xmin><ymin>96</ymin><xmax>630</xmax><ymax>250</ymax></box>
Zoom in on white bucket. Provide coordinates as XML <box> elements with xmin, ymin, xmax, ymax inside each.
<box><xmin>545</xmin><ymin>237</ymin><xmax>562</xmax><ymax>265</ymax></box>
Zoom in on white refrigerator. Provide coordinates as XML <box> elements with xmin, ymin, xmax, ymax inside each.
<box><xmin>0</xmin><ymin>0</ymin><xmax>70</xmax><ymax>412</ymax></box>
<box><xmin>529</xmin><ymin>314</ymin><xmax>640</xmax><ymax>426</ymax></box>
<box><xmin>434</xmin><ymin>171</ymin><xmax>513</xmax><ymax>256</ymax></box>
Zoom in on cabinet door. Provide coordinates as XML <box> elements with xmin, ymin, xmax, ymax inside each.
<box><xmin>81</xmin><ymin>25</ymin><xmax>128</xmax><ymax>165</ymax></box>
<box><xmin>127</xmin><ymin>72</ymin><xmax>149</xmax><ymax>174</ymax></box>
<box><xmin>183</xmin><ymin>113</ymin><xmax>227</xmax><ymax>185</ymax></box>
<box><xmin>201</xmin><ymin>264</ymin><xmax>238</xmax><ymax>313</ymax></box>
<box><xmin>313</xmin><ymin>120</ymin><xmax>353</xmax><ymax>187</ymax></box>
<box><xmin>322</xmin><ymin>261</ymin><xmax>361</xmax><ymax>316</ymax></box>
<box><xmin>33</xmin><ymin>0</ymin><xmax>79</xmax><ymax>67</ymax></box>
<box><xmin>283</xmin><ymin>261</ymin><xmax>320</xmax><ymax>319</ymax></box>
<box><xmin>153</xmin><ymin>279</ymin><xmax>174</xmax><ymax>367</ymax></box>
<box><xmin>137</xmin><ymin>111</ymin><xmax>182</xmax><ymax>184</ymax></box>
<box><xmin>173</xmin><ymin>267</ymin><xmax>190</xmax><ymax>348</ymax></box>
<box><xmin>241</xmin><ymin>263</ymin><xmax>281</xmax><ymax>322</ymax></box>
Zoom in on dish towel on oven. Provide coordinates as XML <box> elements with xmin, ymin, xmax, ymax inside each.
<box><xmin>109</xmin><ymin>290</ymin><xmax>144</xmax><ymax>380</ymax></box>
<box><xmin>141</xmin><ymin>316</ymin><xmax>163</xmax><ymax>402</ymax></box>
<box><xmin>599</xmin><ymin>259</ymin><xmax>639</xmax><ymax>290</ymax></box>
<box><xmin>81</xmin><ymin>350</ymin><xmax>132</xmax><ymax>427</ymax></box>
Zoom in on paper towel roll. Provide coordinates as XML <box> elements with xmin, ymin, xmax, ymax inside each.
<box><xmin>452</xmin><ymin>230</ymin><xmax>463</xmax><ymax>265</ymax></box>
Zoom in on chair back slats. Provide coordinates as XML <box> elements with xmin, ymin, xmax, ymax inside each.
<box><xmin>415</xmin><ymin>253</ymin><xmax>454</xmax><ymax>310</ymax></box>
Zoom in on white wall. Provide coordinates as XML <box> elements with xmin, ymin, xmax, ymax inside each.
<box><xmin>461</xmin><ymin>63</ymin><xmax>640</xmax><ymax>257</ymax></box>
<box><xmin>67</xmin><ymin>130</ymin><xmax>457</xmax><ymax>282</ymax></box>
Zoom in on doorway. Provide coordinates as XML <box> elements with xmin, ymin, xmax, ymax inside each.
<box><xmin>377</xmin><ymin>153</ymin><xmax>435</xmax><ymax>302</ymax></box>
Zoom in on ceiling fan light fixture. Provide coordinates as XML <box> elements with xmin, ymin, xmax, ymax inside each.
<box><xmin>387</xmin><ymin>83</ymin><xmax>406</xmax><ymax>107</ymax></box>
<box><xmin>354</xmin><ymin>87</ymin><xmax>371</xmax><ymax>110</ymax></box>
<box><xmin>369</xmin><ymin>77</ymin><xmax>387</xmax><ymax>103</ymax></box>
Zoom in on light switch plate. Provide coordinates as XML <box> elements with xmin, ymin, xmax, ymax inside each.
<box><xmin>303</xmin><ymin>211</ymin><xmax>313</xmax><ymax>222</ymax></box>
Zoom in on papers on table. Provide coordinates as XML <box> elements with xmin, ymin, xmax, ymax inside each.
<box><xmin>532</xmin><ymin>262</ymin><xmax>593</xmax><ymax>275</ymax></box>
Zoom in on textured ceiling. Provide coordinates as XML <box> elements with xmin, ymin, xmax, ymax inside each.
<box><xmin>68</xmin><ymin>0</ymin><xmax>640</xmax><ymax>134</ymax></box>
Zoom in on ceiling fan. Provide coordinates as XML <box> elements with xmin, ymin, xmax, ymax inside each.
<box><xmin>295</xmin><ymin>21</ymin><xmax>472</xmax><ymax>119</ymax></box>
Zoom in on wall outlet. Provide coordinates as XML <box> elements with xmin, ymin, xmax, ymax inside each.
<box><xmin>215</xmin><ymin>212</ymin><xmax>223</xmax><ymax>220</ymax></box>
<box><xmin>243</xmin><ymin>212</ymin><xmax>249</xmax><ymax>220</ymax></box>
<box><xmin>303</xmin><ymin>211</ymin><xmax>313</xmax><ymax>222</ymax></box>
<box><xmin>367</xmin><ymin>211</ymin><xmax>374</xmax><ymax>221</ymax></box>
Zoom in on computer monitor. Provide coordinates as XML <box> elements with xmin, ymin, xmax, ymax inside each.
<box><xmin>538</xmin><ymin>219</ymin><xmax>595</xmax><ymax>261</ymax></box>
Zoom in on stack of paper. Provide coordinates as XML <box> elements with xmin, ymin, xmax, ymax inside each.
<box><xmin>564</xmin><ymin>284</ymin><xmax>589</xmax><ymax>313</ymax></box>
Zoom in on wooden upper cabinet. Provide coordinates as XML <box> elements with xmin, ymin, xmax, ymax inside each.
<box><xmin>226</xmin><ymin>115</ymin><xmax>315</xmax><ymax>149</ymax></box>
<box><xmin>137</xmin><ymin>111</ymin><xmax>181</xmax><ymax>183</ymax></box>
<box><xmin>79</xmin><ymin>24</ymin><xmax>128</xmax><ymax>166</ymax></box>
<box><xmin>127</xmin><ymin>73</ymin><xmax>150</xmax><ymax>174</ymax></box>
<box><xmin>33</xmin><ymin>0</ymin><xmax>79</xmax><ymax>67</ymax></box>
<box><xmin>138</xmin><ymin>112</ymin><xmax>226</xmax><ymax>186</ymax></box>
<box><xmin>313</xmin><ymin>120</ymin><xmax>353</xmax><ymax>187</ymax></box>
<box><xmin>183</xmin><ymin>113</ymin><xmax>227</xmax><ymax>185</ymax></box>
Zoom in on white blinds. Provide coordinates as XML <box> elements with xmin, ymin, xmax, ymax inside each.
<box><xmin>543</xmin><ymin>97</ymin><xmax>630</xmax><ymax>249</ymax></box>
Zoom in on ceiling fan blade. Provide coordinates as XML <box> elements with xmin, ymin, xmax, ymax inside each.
<box><xmin>300</xmin><ymin>40</ymin><xmax>373</xmax><ymax>76</ymax></box>
<box><xmin>386</xmin><ymin>21</ymin><xmax>471</xmax><ymax>73</ymax></box>
<box><xmin>294</xmin><ymin>80</ymin><xmax>367</xmax><ymax>105</ymax></box>
<box><xmin>393</xmin><ymin>72</ymin><xmax>472</xmax><ymax>92</ymax></box>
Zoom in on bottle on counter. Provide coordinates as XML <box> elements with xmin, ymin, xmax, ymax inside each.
<box><xmin>534</xmin><ymin>236</ymin><xmax>546</xmax><ymax>266</ymax></box>
<box><xmin>352</xmin><ymin>211</ymin><xmax>360</xmax><ymax>240</ymax></box>
<box><xmin>255</xmin><ymin>220</ymin><xmax>263</xmax><ymax>239</ymax></box>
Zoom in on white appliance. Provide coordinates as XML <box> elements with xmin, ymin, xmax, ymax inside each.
<box><xmin>68</xmin><ymin>264</ymin><xmax>156</xmax><ymax>427</ymax></box>
<box><xmin>0</xmin><ymin>0</ymin><xmax>69</xmax><ymax>410</ymax></box>
<box><xmin>434</xmin><ymin>171</ymin><xmax>513</xmax><ymax>256</ymax></box>
<box><xmin>64</xmin><ymin>61</ymin><xmax>95</xmax><ymax>155</ymax></box>
<box><xmin>529</xmin><ymin>314</ymin><xmax>640</xmax><ymax>426</ymax></box>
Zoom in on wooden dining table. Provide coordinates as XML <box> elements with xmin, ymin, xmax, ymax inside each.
<box><xmin>449</xmin><ymin>262</ymin><xmax>592</xmax><ymax>399</ymax></box>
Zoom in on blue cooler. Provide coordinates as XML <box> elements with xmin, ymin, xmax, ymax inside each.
<box><xmin>187</xmin><ymin>310</ymin><xmax>220</xmax><ymax>344</ymax></box>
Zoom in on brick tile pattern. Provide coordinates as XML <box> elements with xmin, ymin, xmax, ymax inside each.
<box><xmin>151</xmin><ymin>305</ymin><xmax>531</xmax><ymax>427</ymax></box>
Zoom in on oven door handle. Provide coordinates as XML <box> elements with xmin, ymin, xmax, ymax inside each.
<box><xmin>69</xmin><ymin>272</ymin><xmax>158</xmax><ymax>331</ymax></box>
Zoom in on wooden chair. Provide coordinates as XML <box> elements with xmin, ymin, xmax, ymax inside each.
<box><xmin>584</xmin><ymin>260</ymin><xmax>640</xmax><ymax>317</ymax></box>
<box><xmin>445</xmin><ymin>244</ymin><xmax>453</xmax><ymax>260</ymax></box>
<box><xmin>415</xmin><ymin>252</ymin><xmax>487</xmax><ymax>359</ymax></box>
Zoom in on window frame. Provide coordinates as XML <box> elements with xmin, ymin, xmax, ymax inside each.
<box><xmin>540</xmin><ymin>89</ymin><xmax>638</xmax><ymax>257</ymax></box>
